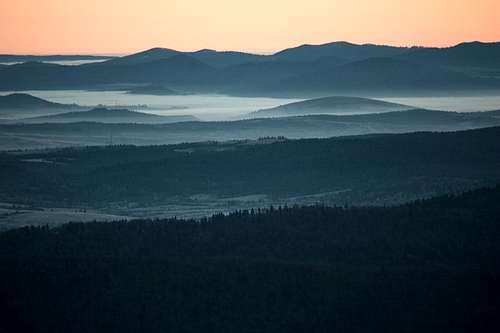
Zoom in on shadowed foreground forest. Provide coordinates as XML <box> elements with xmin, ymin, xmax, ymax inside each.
<box><xmin>1</xmin><ymin>186</ymin><xmax>499</xmax><ymax>332</ymax></box>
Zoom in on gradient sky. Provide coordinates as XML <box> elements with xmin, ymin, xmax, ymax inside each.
<box><xmin>1</xmin><ymin>0</ymin><xmax>499</xmax><ymax>55</ymax></box>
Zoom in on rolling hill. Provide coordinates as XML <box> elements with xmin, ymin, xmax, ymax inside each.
<box><xmin>1</xmin><ymin>108</ymin><xmax>499</xmax><ymax>150</ymax></box>
<box><xmin>19</xmin><ymin>108</ymin><xmax>197</xmax><ymax>124</ymax></box>
<box><xmin>398</xmin><ymin>41</ymin><xmax>500</xmax><ymax>70</ymax></box>
<box><xmin>1</xmin><ymin>126</ymin><xmax>499</xmax><ymax>208</ymax></box>
<box><xmin>0</xmin><ymin>93</ymin><xmax>72</xmax><ymax>110</ymax></box>
<box><xmin>102</xmin><ymin>47</ymin><xmax>180</xmax><ymax>66</ymax></box>
<box><xmin>101</xmin><ymin>47</ymin><xmax>267</xmax><ymax>68</ymax></box>
<box><xmin>0</xmin><ymin>53</ymin><xmax>216</xmax><ymax>90</ymax></box>
<box><xmin>272</xmin><ymin>41</ymin><xmax>410</xmax><ymax>62</ymax></box>
<box><xmin>0</xmin><ymin>93</ymin><xmax>85</xmax><ymax>119</ymax></box>
<box><xmin>251</xmin><ymin>96</ymin><xmax>412</xmax><ymax>117</ymax></box>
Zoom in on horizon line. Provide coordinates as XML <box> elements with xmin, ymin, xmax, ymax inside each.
<box><xmin>1</xmin><ymin>39</ymin><xmax>498</xmax><ymax>57</ymax></box>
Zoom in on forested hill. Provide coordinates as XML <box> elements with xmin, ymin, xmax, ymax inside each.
<box><xmin>251</xmin><ymin>95</ymin><xmax>412</xmax><ymax>117</ymax></box>
<box><xmin>2</xmin><ymin>126</ymin><xmax>500</xmax><ymax>207</ymax></box>
<box><xmin>0</xmin><ymin>185</ymin><xmax>499</xmax><ymax>332</ymax></box>
<box><xmin>2</xmin><ymin>185</ymin><xmax>499</xmax><ymax>265</ymax></box>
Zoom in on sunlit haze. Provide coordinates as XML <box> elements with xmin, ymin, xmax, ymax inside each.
<box><xmin>1</xmin><ymin>0</ymin><xmax>499</xmax><ymax>54</ymax></box>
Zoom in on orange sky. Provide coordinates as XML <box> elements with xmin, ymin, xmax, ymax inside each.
<box><xmin>1</xmin><ymin>0</ymin><xmax>499</xmax><ymax>55</ymax></box>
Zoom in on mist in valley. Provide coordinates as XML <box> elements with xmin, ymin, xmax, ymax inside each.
<box><xmin>1</xmin><ymin>11</ymin><xmax>500</xmax><ymax>330</ymax></box>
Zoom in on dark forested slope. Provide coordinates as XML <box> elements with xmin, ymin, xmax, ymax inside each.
<box><xmin>1</xmin><ymin>126</ymin><xmax>500</xmax><ymax>207</ymax></box>
<box><xmin>0</xmin><ymin>186</ymin><xmax>499</xmax><ymax>332</ymax></box>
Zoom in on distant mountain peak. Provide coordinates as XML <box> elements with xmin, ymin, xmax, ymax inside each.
<box><xmin>194</xmin><ymin>49</ymin><xmax>217</xmax><ymax>53</ymax></box>
<box><xmin>139</xmin><ymin>47</ymin><xmax>179</xmax><ymax>55</ymax></box>
<box><xmin>296</xmin><ymin>41</ymin><xmax>358</xmax><ymax>48</ymax></box>
<box><xmin>453</xmin><ymin>41</ymin><xmax>500</xmax><ymax>48</ymax></box>
<box><xmin>105</xmin><ymin>47</ymin><xmax>180</xmax><ymax>65</ymax></box>
<box><xmin>133</xmin><ymin>46</ymin><xmax>175</xmax><ymax>53</ymax></box>
<box><xmin>323</xmin><ymin>41</ymin><xmax>357</xmax><ymax>46</ymax></box>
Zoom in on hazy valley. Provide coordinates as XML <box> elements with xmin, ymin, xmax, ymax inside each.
<box><xmin>1</xmin><ymin>32</ymin><xmax>500</xmax><ymax>332</ymax></box>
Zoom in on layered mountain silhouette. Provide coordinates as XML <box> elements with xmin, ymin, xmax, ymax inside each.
<box><xmin>102</xmin><ymin>47</ymin><xmax>266</xmax><ymax>68</ymax></box>
<box><xmin>2</xmin><ymin>108</ymin><xmax>500</xmax><ymax>150</ymax></box>
<box><xmin>263</xmin><ymin>57</ymin><xmax>494</xmax><ymax>95</ymax></box>
<box><xmin>104</xmin><ymin>48</ymin><xmax>180</xmax><ymax>66</ymax></box>
<box><xmin>0</xmin><ymin>54</ymin><xmax>114</xmax><ymax>63</ymax></box>
<box><xmin>19</xmin><ymin>107</ymin><xmax>197</xmax><ymax>124</ymax></box>
<box><xmin>1</xmin><ymin>41</ymin><xmax>500</xmax><ymax>95</ymax></box>
<box><xmin>251</xmin><ymin>96</ymin><xmax>412</xmax><ymax>117</ymax></box>
<box><xmin>398</xmin><ymin>41</ymin><xmax>500</xmax><ymax>69</ymax></box>
<box><xmin>0</xmin><ymin>93</ymin><xmax>74</xmax><ymax>110</ymax></box>
<box><xmin>272</xmin><ymin>41</ymin><xmax>409</xmax><ymax>62</ymax></box>
<box><xmin>0</xmin><ymin>54</ymin><xmax>215</xmax><ymax>90</ymax></box>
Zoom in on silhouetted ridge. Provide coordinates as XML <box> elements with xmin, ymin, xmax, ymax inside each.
<box><xmin>0</xmin><ymin>93</ymin><xmax>67</xmax><ymax>109</ymax></box>
<box><xmin>105</xmin><ymin>47</ymin><xmax>180</xmax><ymax>65</ymax></box>
<box><xmin>21</xmin><ymin>107</ymin><xmax>197</xmax><ymax>124</ymax></box>
<box><xmin>1</xmin><ymin>41</ymin><xmax>500</xmax><ymax>93</ymax></box>
<box><xmin>273</xmin><ymin>41</ymin><xmax>409</xmax><ymax>62</ymax></box>
<box><xmin>252</xmin><ymin>96</ymin><xmax>412</xmax><ymax>117</ymax></box>
<box><xmin>399</xmin><ymin>41</ymin><xmax>500</xmax><ymax>68</ymax></box>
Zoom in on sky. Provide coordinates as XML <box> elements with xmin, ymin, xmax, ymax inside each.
<box><xmin>1</xmin><ymin>0</ymin><xmax>499</xmax><ymax>55</ymax></box>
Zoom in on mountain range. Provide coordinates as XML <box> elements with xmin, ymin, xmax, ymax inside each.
<box><xmin>1</xmin><ymin>41</ymin><xmax>500</xmax><ymax>96</ymax></box>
